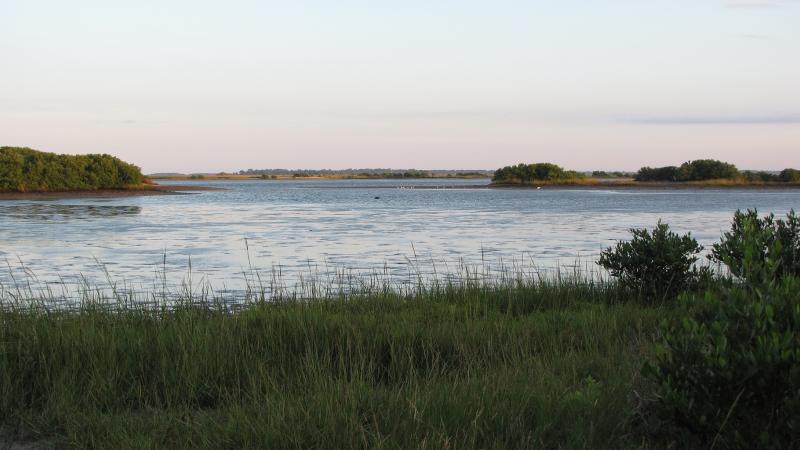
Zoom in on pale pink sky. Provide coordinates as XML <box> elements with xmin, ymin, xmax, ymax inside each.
<box><xmin>1</xmin><ymin>1</ymin><xmax>798</xmax><ymax>173</ymax></box>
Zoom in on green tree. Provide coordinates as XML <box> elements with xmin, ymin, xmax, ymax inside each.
<box><xmin>0</xmin><ymin>147</ymin><xmax>145</xmax><ymax>192</ymax></box>
<box><xmin>676</xmin><ymin>159</ymin><xmax>739</xmax><ymax>181</ymax></box>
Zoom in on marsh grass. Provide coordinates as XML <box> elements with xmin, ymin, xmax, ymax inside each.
<box><xmin>0</xmin><ymin>262</ymin><xmax>666</xmax><ymax>449</ymax></box>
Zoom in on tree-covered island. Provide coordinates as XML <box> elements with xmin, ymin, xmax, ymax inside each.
<box><xmin>0</xmin><ymin>147</ymin><xmax>147</xmax><ymax>192</ymax></box>
<box><xmin>491</xmin><ymin>159</ymin><xmax>800</xmax><ymax>187</ymax></box>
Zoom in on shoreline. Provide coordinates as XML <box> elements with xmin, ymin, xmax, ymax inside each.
<box><xmin>0</xmin><ymin>184</ymin><xmax>222</xmax><ymax>201</ymax></box>
<box><xmin>306</xmin><ymin>181</ymin><xmax>800</xmax><ymax>190</ymax></box>
<box><xmin>489</xmin><ymin>181</ymin><xmax>800</xmax><ymax>190</ymax></box>
<box><xmin>150</xmin><ymin>175</ymin><xmax>492</xmax><ymax>181</ymax></box>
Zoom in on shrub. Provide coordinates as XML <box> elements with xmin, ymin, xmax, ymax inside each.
<box><xmin>740</xmin><ymin>170</ymin><xmax>780</xmax><ymax>183</ymax></box>
<box><xmin>711</xmin><ymin>209</ymin><xmax>800</xmax><ymax>282</ymax></box>
<box><xmin>643</xmin><ymin>276</ymin><xmax>800</xmax><ymax>448</ymax></box>
<box><xmin>780</xmin><ymin>168</ymin><xmax>800</xmax><ymax>183</ymax></box>
<box><xmin>675</xmin><ymin>159</ymin><xmax>739</xmax><ymax>181</ymax></box>
<box><xmin>0</xmin><ymin>147</ymin><xmax>145</xmax><ymax>192</ymax></box>
<box><xmin>635</xmin><ymin>166</ymin><xmax>678</xmax><ymax>182</ymax></box>
<box><xmin>492</xmin><ymin>162</ymin><xmax>582</xmax><ymax>183</ymax></box>
<box><xmin>598</xmin><ymin>222</ymin><xmax>706</xmax><ymax>301</ymax></box>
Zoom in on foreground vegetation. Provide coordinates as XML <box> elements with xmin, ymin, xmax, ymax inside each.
<box><xmin>0</xmin><ymin>147</ymin><xmax>146</xmax><ymax>192</ymax></box>
<box><xmin>1</xmin><ymin>210</ymin><xmax>798</xmax><ymax>448</ymax></box>
<box><xmin>1</xmin><ymin>278</ymin><xmax>658</xmax><ymax>449</ymax></box>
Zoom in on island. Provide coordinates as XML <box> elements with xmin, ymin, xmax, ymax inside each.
<box><xmin>490</xmin><ymin>159</ymin><xmax>800</xmax><ymax>188</ymax></box>
<box><xmin>0</xmin><ymin>147</ymin><xmax>216</xmax><ymax>199</ymax></box>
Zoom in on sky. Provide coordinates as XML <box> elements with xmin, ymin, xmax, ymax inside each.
<box><xmin>1</xmin><ymin>0</ymin><xmax>799</xmax><ymax>173</ymax></box>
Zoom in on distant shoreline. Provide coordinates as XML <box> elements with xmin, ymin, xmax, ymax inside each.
<box><xmin>0</xmin><ymin>184</ymin><xmax>221</xmax><ymax>200</ymax></box>
<box><xmin>150</xmin><ymin>174</ymin><xmax>800</xmax><ymax>190</ymax></box>
<box><xmin>308</xmin><ymin>181</ymin><xmax>800</xmax><ymax>190</ymax></box>
<box><xmin>150</xmin><ymin>174</ymin><xmax>492</xmax><ymax>181</ymax></box>
<box><xmin>489</xmin><ymin>180</ymin><xmax>800</xmax><ymax>190</ymax></box>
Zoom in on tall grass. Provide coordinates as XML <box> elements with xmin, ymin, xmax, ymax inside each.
<box><xmin>0</xmin><ymin>264</ymin><xmax>664</xmax><ymax>449</ymax></box>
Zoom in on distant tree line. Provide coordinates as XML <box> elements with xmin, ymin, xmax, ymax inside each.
<box><xmin>491</xmin><ymin>160</ymin><xmax>799</xmax><ymax>185</ymax></box>
<box><xmin>0</xmin><ymin>147</ymin><xmax>145</xmax><ymax>192</ymax></box>
<box><xmin>357</xmin><ymin>170</ymin><xmax>432</xmax><ymax>179</ymax></box>
<box><xmin>237</xmin><ymin>168</ymin><xmax>492</xmax><ymax>178</ymax></box>
<box><xmin>635</xmin><ymin>159</ymin><xmax>799</xmax><ymax>183</ymax></box>
<box><xmin>492</xmin><ymin>163</ymin><xmax>584</xmax><ymax>183</ymax></box>
<box><xmin>591</xmin><ymin>170</ymin><xmax>633</xmax><ymax>178</ymax></box>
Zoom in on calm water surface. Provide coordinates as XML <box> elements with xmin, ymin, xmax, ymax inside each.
<box><xmin>1</xmin><ymin>179</ymin><xmax>798</xmax><ymax>295</ymax></box>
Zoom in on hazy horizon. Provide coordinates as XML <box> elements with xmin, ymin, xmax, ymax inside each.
<box><xmin>2</xmin><ymin>1</ymin><xmax>799</xmax><ymax>173</ymax></box>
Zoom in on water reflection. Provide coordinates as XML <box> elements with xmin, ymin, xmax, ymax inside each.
<box><xmin>0</xmin><ymin>204</ymin><xmax>141</xmax><ymax>221</ymax></box>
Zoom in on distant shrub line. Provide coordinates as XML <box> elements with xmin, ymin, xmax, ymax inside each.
<box><xmin>492</xmin><ymin>159</ymin><xmax>799</xmax><ymax>184</ymax></box>
<box><xmin>635</xmin><ymin>159</ymin><xmax>800</xmax><ymax>183</ymax></box>
<box><xmin>0</xmin><ymin>147</ymin><xmax>145</xmax><ymax>192</ymax></box>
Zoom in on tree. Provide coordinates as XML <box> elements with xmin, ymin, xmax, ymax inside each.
<box><xmin>0</xmin><ymin>147</ymin><xmax>145</xmax><ymax>192</ymax></box>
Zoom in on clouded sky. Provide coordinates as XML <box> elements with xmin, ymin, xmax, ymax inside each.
<box><xmin>1</xmin><ymin>0</ymin><xmax>798</xmax><ymax>173</ymax></box>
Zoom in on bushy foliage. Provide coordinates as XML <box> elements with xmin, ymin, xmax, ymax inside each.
<box><xmin>635</xmin><ymin>159</ymin><xmax>740</xmax><ymax>182</ymax></box>
<box><xmin>676</xmin><ymin>159</ymin><xmax>739</xmax><ymax>181</ymax></box>
<box><xmin>644</xmin><ymin>240</ymin><xmax>800</xmax><ymax>448</ymax></box>
<box><xmin>711</xmin><ymin>209</ymin><xmax>800</xmax><ymax>282</ymax></box>
<box><xmin>634</xmin><ymin>166</ymin><xmax>679</xmax><ymax>182</ymax></box>
<box><xmin>492</xmin><ymin>162</ymin><xmax>583</xmax><ymax>183</ymax></box>
<box><xmin>780</xmin><ymin>168</ymin><xmax>800</xmax><ymax>183</ymax></box>
<box><xmin>598</xmin><ymin>222</ymin><xmax>706</xmax><ymax>301</ymax></box>
<box><xmin>0</xmin><ymin>147</ymin><xmax>145</xmax><ymax>192</ymax></box>
<box><xmin>740</xmin><ymin>170</ymin><xmax>780</xmax><ymax>183</ymax></box>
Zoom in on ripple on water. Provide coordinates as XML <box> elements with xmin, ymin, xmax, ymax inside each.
<box><xmin>1</xmin><ymin>180</ymin><xmax>798</xmax><ymax>295</ymax></box>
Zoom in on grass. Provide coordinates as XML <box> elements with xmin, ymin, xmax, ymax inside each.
<box><xmin>0</xmin><ymin>268</ymin><xmax>675</xmax><ymax>449</ymax></box>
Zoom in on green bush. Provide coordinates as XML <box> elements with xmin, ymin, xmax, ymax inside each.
<box><xmin>643</xmin><ymin>277</ymin><xmax>800</xmax><ymax>448</ymax></box>
<box><xmin>635</xmin><ymin>166</ymin><xmax>679</xmax><ymax>182</ymax></box>
<box><xmin>740</xmin><ymin>170</ymin><xmax>780</xmax><ymax>183</ymax></box>
<box><xmin>0</xmin><ymin>147</ymin><xmax>145</xmax><ymax>192</ymax></box>
<box><xmin>711</xmin><ymin>209</ymin><xmax>800</xmax><ymax>282</ymax></box>
<box><xmin>676</xmin><ymin>159</ymin><xmax>739</xmax><ymax>181</ymax></box>
<box><xmin>492</xmin><ymin>162</ymin><xmax>583</xmax><ymax>183</ymax></box>
<box><xmin>635</xmin><ymin>160</ymin><xmax>740</xmax><ymax>182</ymax></box>
<box><xmin>780</xmin><ymin>168</ymin><xmax>800</xmax><ymax>183</ymax></box>
<box><xmin>598</xmin><ymin>222</ymin><xmax>706</xmax><ymax>301</ymax></box>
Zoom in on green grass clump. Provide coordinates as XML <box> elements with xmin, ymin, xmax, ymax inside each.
<box><xmin>0</xmin><ymin>276</ymin><xmax>664</xmax><ymax>449</ymax></box>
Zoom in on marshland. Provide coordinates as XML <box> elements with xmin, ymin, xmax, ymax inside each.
<box><xmin>4</xmin><ymin>0</ymin><xmax>800</xmax><ymax>446</ymax></box>
<box><xmin>1</xmin><ymin>160</ymin><xmax>799</xmax><ymax>447</ymax></box>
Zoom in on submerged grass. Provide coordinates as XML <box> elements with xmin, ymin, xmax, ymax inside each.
<box><xmin>0</xmin><ymin>269</ymin><xmax>668</xmax><ymax>449</ymax></box>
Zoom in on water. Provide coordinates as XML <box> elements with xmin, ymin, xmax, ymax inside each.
<box><xmin>1</xmin><ymin>178</ymin><xmax>798</xmax><ymax>296</ymax></box>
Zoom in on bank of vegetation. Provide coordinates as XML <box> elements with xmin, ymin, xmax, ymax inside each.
<box><xmin>1</xmin><ymin>210</ymin><xmax>798</xmax><ymax>448</ymax></box>
<box><xmin>491</xmin><ymin>162</ymin><xmax>586</xmax><ymax>185</ymax></box>
<box><xmin>491</xmin><ymin>159</ymin><xmax>800</xmax><ymax>187</ymax></box>
<box><xmin>0</xmin><ymin>147</ymin><xmax>146</xmax><ymax>192</ymax></box>
<box><xmin>220</xmin><ymin>168</ymin><xmax>493</xmax><ymax>180</ymax></box>
<box><xmin>635</xmin><ymin>159</ymin><xmax>800</xmax><ymax>184</ymax></box>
